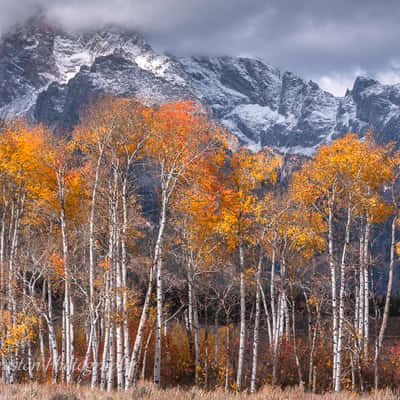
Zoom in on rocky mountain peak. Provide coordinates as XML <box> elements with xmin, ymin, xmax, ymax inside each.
<box><xmin>1</xmin><ymin>17</ymin><xmax>400</xmax><ymax>155</ymax></box>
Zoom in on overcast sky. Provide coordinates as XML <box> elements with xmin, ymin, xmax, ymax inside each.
<box><xmin>1</xmin><ymin>0</ymin><xmax>399</xmax><ymax>96</ymax></box>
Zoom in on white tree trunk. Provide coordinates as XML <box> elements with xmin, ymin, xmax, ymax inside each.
<box><xmin>121</xmin><ymin>173</ymin><xmax>130</xmax><ymax>383</ymax></box>
<box><xmin>107</xmin><ymin>324</ymin><xmax>115</xmax><ymax>391</ymax></box>
<box><xmin>250</xmin><ymin>249</ymin><xmax>263</xmax><ymax>393</ymax></box>
<box><xmin>187</xmin><ymin>258</ymin><xmax>200</xmax><ymax>385</ymax></box>
<box><xmin>290</xmin><ymin>294</ymin><xmax>304</xmax><ymax>388</ymax></box>
<box><xmin>259</xmin><ymin>283</ymin><xmax>272</xmax><ymax>346</ymax></box>
<box><xmin>46</xmin><ymin>277</ymin><xmax>59</xmax><ymax>384</ymax></box>
<box><xmin>224</xmin><ymin>325</ymin><xmax>230</xmax><ymax>392</ymax></box>
<box><xmin>236</xmin><ymin>241</ymin><xmax>246</xmax><ymax>391</ymax></box>
<box><xmin>335</xmin><ymin>205</ymin><xmax>352</xmax><ymax>391</ymax></box>
<box><xmin>115</xmin><ymin>259</ymin><xmax>124</xmax><ymax>390</ymax></box>
<box><xmin>126</xmin><ymin>263</ymin><xmax>155</xmax><ymax>387</ymax></box>
<box><xmin>87</xmin><ymin>148</ymin><xmax>104</xmax><ymax>387</ymax></box>
<box><xmin>0</xmin><ymin>202</ymin><xmax>6</xmax><ymax>307</ymax></box>
<box><xmin>153</xmin><ymin>189</ymin><xmax>168</xmax><ymax>386</ymax></box>
<box><xmin>328</xmin><ymin>198</ymin><xmax>338</xmax><ymax>390</ymax></box>
<box><xmin>272</xmin><ymin>293</ymin><xmax>282</xmax><ymax>385</ymax></box>
<box><xmin>58</xmin><ymin>178</ymin><xmax>72</xmax><ymax>384</ymax></box>
<box><xmin>358</xmin><ymin>230</ymin><xmax>365</xmax><ymax>354</ymax></box>
<box><xmin>270</xmin><ymin>244</ymin><xmax>277</xmax><ymax>342</ymax></box>
<box><xmin>363</xmin><ymin>220</ymin><xmax>370</xmax><ymax>358</ymax></box>
<box><xmin>100</xmin><ymin>270</ymin><xmax>111</xmax><ymax>390</ymax></box>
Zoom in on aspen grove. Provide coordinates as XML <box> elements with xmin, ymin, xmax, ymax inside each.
<box><xmin>0</xmin><ymin>97</ymin><xmax>400</xmax><ymax>394</ymax></box>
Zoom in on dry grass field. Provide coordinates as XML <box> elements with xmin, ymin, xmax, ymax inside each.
<box><xmin>0</xmin><ymin>384</ymin><xmax>398</xmax><ymax>400</ymax></box>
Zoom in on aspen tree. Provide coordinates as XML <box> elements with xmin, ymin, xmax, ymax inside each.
<box><xmin>292</xmin><ymin>133</ymin><xmax>393</xmax><ymax>391</ymax></box>
<box><xmin>212</xmin><ymin>148</ymin><xmax>280</xmax><ymax>391</ymax></box>
<box><xmin>141</xmin><ymin>101</ymin><xmax>225</xmax><ymax>386</ymax></box>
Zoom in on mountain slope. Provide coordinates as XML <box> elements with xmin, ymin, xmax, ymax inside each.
<box><xmin>1</xmin><ymin>16</ymin><xmax>400</xmax><ymax>154</ymax></box>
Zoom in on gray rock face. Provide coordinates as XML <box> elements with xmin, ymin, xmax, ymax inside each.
<box><xmin>0</xmin><ymin>18</ymin><xmax>57</xmax><ymax>118</ymax></box>
<box><xmin>1</xmin><ymin>16</ymin><xmax>400</xmax><ymax>155</ymax></box>
<box><xmin>34</xmin><ymin>54</ymin><xmax>193</xmax><ymax>132</ymax></box>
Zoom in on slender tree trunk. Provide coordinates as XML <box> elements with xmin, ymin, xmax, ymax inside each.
<box><xmin>354</xmin><ymin>264</ymin><xmax>360</xmax><ymax>340</ymax></box>
<box><xmin>259</xmin><ymin>284</ymin><xmax>272</xmax><ymax>346</ymax></box>
<box><xmin>193</xmin><ymin>291</ymin><xmax>200</xmax><ymax>385</ymax></box>
<box><xmin>126</xmin><ymin>263</ymin><xmax>155</xmax><ymax>387</ymax></box>
<box><xmin>250</xmin><ymin>248</ymin><xmax>263</xmax><ymax>393</ymax></box>
<box><xmin>88</xmin><ymin>148</ymin><xmax>104</xmax><ymax>387</ymax></box>
<box><xmin>290</xmin><ymin>294</ymin><xmax>304</xmax><ymax>388</ymax></box>
<box><xmin>358</xmin><ymin>227</ymin><xmax>365</xmax><ymax>363</ymax></box>
<box><xmin>308</xmin><ymin>301</ymin><xmax>321</xmax><ymax>390</ymax></box>
<box><xmin>46</xmin><ymin>278</ymin><xmax>59</xmax><ymax>384</ymax></box>
<box><xmin>357</xmin><ymin>348</ymin><xmax>364</xmax><ymax>392</ymax></box>
<box><xmin>186</xmin><ymin>261</ymin><xmax>195</xmax><ymax>374</ymax></box>
<box><xmin>328</xmin><ymin>197</ymin><xmax>338</xmax><ymax>390</ymax></box>
<box><xmin>187</xmin><ymin>257</ymin><xmax>200</xmax><ymax>385</ymax></box>
<box><xmin>204</xmin><ymin>307</ymin><xmax>210</xmax><ymax>388</ymax></box>
<box><xmin>225</xmin><ymin>324</ymin><xmax>230</xmax><ymax>392</ymax></box>
<box><xmin>116</xmin><ymin>261</ymin><xmax>124</xmax><ymax>389</ymax></box>
<box><xmin>91</xmin><ymin>318</ymin><xmax>99</xmax><ymax>388</ymax></box>
<box><xmin>350</xmin><ymin>354</ymin><xmax>356</xmax><ymax>391</ymax></box>
<box><xmin>272</xmin><ymin>293</ymin><xmax>282</xmax><ymax>386</ymax></box>
<box><xmin>154</xmin><ymin>255</ymin><xmax>163</xmax><ymax>386</ymax></box>
<box><xmin>61</xmin><ymin>304</ymin><xmax>66</xmax><ymax>383</ymax></box>
<box><xmin>374</xmin><ymin>215</ymin><xmax>396</xmax><ymax>389</ymax></box>
<box><xmin>100</xmin><ymin>269</ymin><xmax>111</xmax><ymax>390</ymax></box>
<box><xmin>214</xmin><ymin>310</ymin><xmax>220</xmax><ymax>367</ymax></box>
<box><xmin>115</xmin><ymin>202</ymin><xmax>124</xmax><ymax>390</ymax></box>
<box><xmin>8</xmin><ymin>196</ymin><xmax>22</xmax><ymax>384</ymax></box>
<box><xmin>363</xmin><ymin>220</ymin><xmax>370</xmax><ymax>359</ymax></box>
<box><xmin>38</xmin><ymin>316</ymin><xmax>46</xmax><ymax>380</ymax></box>
<box><xmin>59</xmin><ymin>180</ymin><xmax>72</xmax><ymax>384</ymax></box>
<box><xmin>270</xmin><ymin>244</ymin><xmax>277</xmax><ymax>342</ymax></box>
<box><xmin>153</xmin><ymin>188</ymin><xmax>168</xmax><ymax>386</ymax></box>
<box><xmin>121</xmin><ymin>172</ymin><xmax>130</xmax><ymax>384</ymax></box>
<box><xmin>335</xmin><ymin>205</ymin><xmax>352</xmax><ymax>391</ymax></box>
<box><xmin>141</xmin><ymin>326</ymin><xmax>154</xmax><ymax>381</ymax></box>
<box><xmin>101</xmin><ymin>196</ymin><xmax>116</xmax><ymax>389</ymax></box>
<box><xmin>77</xmin><ymin>319</ymin><xmax>94</xmax><ymax>384</ymax></box>
<box><xmin>0</xmin><ymin>202</ymin><xmax>6</xmax><ymax>308</ymax></box>
<box><xmin>106</xmin><ymin>324</ymin><xmax>114</xmax><ymax>391</ymax></box>
<box><xmin>236</xmin><ymin>241</ymin><xmax>246</xmax><ymax>391</ymax></box>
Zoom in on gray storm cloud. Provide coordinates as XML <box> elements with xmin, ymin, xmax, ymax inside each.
<box><xmin>1</xmin><ymin>0</ymin><xmax>400</xmax><ymax>95</ymax></box>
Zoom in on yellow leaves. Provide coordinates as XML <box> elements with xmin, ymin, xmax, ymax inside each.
<box><xmin>269</xmin><ymin>199</ymin><xmax>326</xmax><ymax>263</ymax></box>
<box><xmin>174</xmin><ymin>141</ymin><xmax>282</xmax><ymax>258</ymax></box>
<box><xmin>49</xmin><ymin>252</ymin><xmax>65</xmax><ymax>277</ymax></box>
<box><xmin>229</xmin><ymin>148</ymin><xmax>280</xmax><ymax>193</ymax></box>
<box><xmin>74</xmin><ymin>96</ymin><xmax>152</xmax><ymax>164</ymax></box>
<box><xmin>99</xmin><ymin>257</ymin><xmax>111</xmax><ymax>270</ymax></box>
<box><xmin>287</xmin><ymin>223</ymin><xmax>325</xmax><ymax>260</ymax></box>
<box><xmin>0</xmin><ymin>311</ymin><xmax>37</xmax><ymax>354</ymax></box>
<box><xmin>291</xmin><ymin>133</ymin><xmax>394</xmax><ymax>223</ymax></box>
<box><xmin>307</xmin><ymin>295</ymin><xmax>320</xmax><ymax>307</ymax></box>
<box><xmin>0</xmin><ymin>121</ymin><xmax>55</xmax><ymax>196</ymax></box>
<box><xmin>364</xmin><ymin>194</ymin><xmax>393</xmax><ymax>224</ymax></box>
<box><xmin>0</xmin><ymin>120</ymin><xmax>89</xmax><ymax>227</ymax></box>
<box><xmin>63</xmin><ymin>167</ymin><xmax>88</xmax><ymax>221</ymax></box>
<box><xmin>288</xmin><ymin>132</ymin><xmax>399</xmax><ymax>268</ymax></box>
<box><xmin>212</xmin><ymin>149</ymin><xmax>281</xmax><ymax>250</ymax></box>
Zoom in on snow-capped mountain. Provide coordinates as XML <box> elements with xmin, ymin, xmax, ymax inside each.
<box><xmin>1</xmin><ymin>15</ymin><xmax>400</xmax><ymax>155</ymax></box>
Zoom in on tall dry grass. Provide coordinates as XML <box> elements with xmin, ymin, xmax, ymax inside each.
<box><xmin>0</xmin><ymin>384</ymin><xmax>397</xmax><ymax>400</ymax></box>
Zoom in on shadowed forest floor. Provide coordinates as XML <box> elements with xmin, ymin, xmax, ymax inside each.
<box><xmin>0</xmin><ymin>384</ymin><xmax>398</xmax><ymax>400</ymax></box>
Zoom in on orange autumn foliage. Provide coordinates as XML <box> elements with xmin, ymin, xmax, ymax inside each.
<box><xmin>292</xmin><ymin>133</ymin><xmax>394</xmax><ymax>223</ymax></box>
